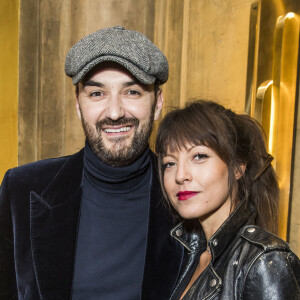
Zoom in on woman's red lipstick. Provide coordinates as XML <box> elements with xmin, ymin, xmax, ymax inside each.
<box><xmin>176</xmin><ymin>191</ymin><xmax>198</xmax><ymax>201</ymax></box>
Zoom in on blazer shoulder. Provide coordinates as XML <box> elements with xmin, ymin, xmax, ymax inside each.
<box><xmin>10</xmin><ymin>149</ymin><xmax>83</xmax><ymax>175</ymax></box>
<box><xmin>3</xmin><ymin>149</ymin><xmax>84</xmax><ymax>193</ymax></box>
<box><xmin>240</xmin><ymin>225</ymin><xmax>289</xmax><ymax>252</ymax></box>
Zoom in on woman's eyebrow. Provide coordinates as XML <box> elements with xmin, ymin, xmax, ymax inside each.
<box><xmin>186</xmin><ymin>145</ymin><xmax>199</xmax><ymax>153</ymax></box>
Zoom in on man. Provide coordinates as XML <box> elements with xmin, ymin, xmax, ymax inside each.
<box><xmin>0</xmin><ymin>26</ymin><xmax>183</xmax><ymax>299</ymax></box>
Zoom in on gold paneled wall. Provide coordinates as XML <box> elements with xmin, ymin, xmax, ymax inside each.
<box><xmin>0</xmin><ymin>0</ymin><xmax>19</xmax><ymax>181</ymax></box>
<box><xmin>15</xmin><ymin>0</ymin><xmax>254</xmax><ymax>163</ymax></box>
<box><xmin>2</xmin><ymin>0</ymin><xmax>300</xmax><ymax>254</ymax></box>
<box><xmin>18</xmin><ymin>0</ymin><xmax>156</xmax><ymax>165</ymax></box>
<box><xmin>150</xmin><ymin>0</ymin><xmax>254</xmax><ymax>147</ymax></box>
<box><xmin>154</xmin><ymin>0</ymin><xmax>253</xmax><ymax>112</ymax></box>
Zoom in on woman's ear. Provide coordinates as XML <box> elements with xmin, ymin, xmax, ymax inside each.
<box><xmin>235</xmin><ymin>164</ymin><xmax>246</xmax><ymax>180</ymax></box>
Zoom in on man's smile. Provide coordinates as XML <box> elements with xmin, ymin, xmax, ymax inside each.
<box><xmin>103</xmin><ymin>126</ymin><xmax>132</xmax><ymax>133</ymax></box>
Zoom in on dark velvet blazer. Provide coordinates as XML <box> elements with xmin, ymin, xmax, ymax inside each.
<box><xmin>0</xmin><ymin>149</ymin><xmax>183</xmax><ymax>300</ymax></box>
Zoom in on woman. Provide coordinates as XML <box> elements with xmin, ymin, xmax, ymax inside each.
<box><xmin>155</xmin><ymin>100</ymin><xmax>300</xmax><ymax>299</ymax></box>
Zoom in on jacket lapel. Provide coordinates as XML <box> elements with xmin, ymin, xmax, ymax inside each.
<box><xmin>30</xmin><ymin>150</ymin><xmax>183</xmax><ymax>299</ymax></box>
<box><xmin>141</xmin><ymin>153</ymin><xmax>184</xmax><ymax>300</ymax></box>
<box><xmin>30</xmin><ymin>150</ymin><xmax>84</xmax><ymax>299</ymax></box>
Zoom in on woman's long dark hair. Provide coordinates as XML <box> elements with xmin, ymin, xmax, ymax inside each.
<box><xmin>155</xmin><ymin>100</ymin><xmax>279</xmax><ymax>234</ymax></box>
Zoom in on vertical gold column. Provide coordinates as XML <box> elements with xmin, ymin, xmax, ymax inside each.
<box><xmin>272</xmin><ymin>13</ymin><xmax>299</xmax><ymax>240</ymax></box>
<box><xmin>0</xmin><ymin>0</ymin><xmax>19</xmax><ymax>181</ymax></box>
<box><xmin>253</xmin><ymin>12</ymin><xmax>300</xmax><ymax>240</ymax></box>
<box><xmin>150</xmin><ymin>0</ymin><xmax>185</xmax><ymax>149</ymax></box>
<box><xmin>153</xmin><ymin>0</ymin><xmax>185</xmax><ymax>111</ymax></box>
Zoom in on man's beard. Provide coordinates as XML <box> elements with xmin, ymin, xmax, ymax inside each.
<box><xmin>80</xmin><ymin>107</ymin><xmax>155</xmax><ymax>167</ymax></box>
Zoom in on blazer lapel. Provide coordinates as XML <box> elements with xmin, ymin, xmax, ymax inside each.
<box><xmin>141</xmin><ymin>153</ymin><xmax>184</xmax><ymax>300</ymax></box>
<box><xmin>30</xmin><ymin>150</ymin><xmax>84</xmax><ymax>299</ymax></box>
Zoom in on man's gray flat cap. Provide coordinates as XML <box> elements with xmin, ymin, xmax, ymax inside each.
<box><xmin>65</xmin><ymin>26</ymin><xmax>168</xmax><ymax>85</ymax></box>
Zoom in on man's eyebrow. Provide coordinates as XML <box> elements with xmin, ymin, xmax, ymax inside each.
<box><xmin>123</xmin><ymin>80</ymin><xmax>141</xmax><ymax>87</ymax></box>
<box><xmin>83</xmin><ymin>80</ymin><xmax>105</xmax><ymax>88</ymax></box>
<box><xmin>123</xmin><ymin>80</ymin><xmax>151</xmax><ymax>91</ymax></box>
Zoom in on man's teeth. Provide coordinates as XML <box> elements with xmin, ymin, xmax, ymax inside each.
<box><xmin>104</xmin><ymin>126</ymin><xmax>131</xmax><ymax>133</ymax></box>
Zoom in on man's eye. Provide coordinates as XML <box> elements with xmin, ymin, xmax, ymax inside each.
<box><xmin>90</xmin><ymin>91</ymin><xmax>104</xmax><ymax>97</ymax></box>
<box><xmin>127</xmin><ymin>90</ymin><xmax>141</xmax><ymax>96</ymax></box>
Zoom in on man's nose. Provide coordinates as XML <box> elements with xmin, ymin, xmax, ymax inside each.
<box><xmin>105</xmin><ymin>94</ymin><xmax>125</xmax><ymax>120</ymax></box>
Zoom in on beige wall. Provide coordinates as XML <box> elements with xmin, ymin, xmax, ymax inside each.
<box><xmin>0</xmin><ymin>0</ymin><xmax>19</xmax><ymax>181</ymax></box>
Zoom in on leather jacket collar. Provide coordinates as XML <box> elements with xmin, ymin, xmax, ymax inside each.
<box><xmin>168</xmin><ymin>200</ymin><xmax>300</xmax><ymax>300</ymax></box>
<box><xmin>170</xmin><ymin>199</ymin><xmax>257</xmax><ymax>261</ymax></box>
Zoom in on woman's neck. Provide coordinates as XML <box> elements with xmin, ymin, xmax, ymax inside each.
<box><xmin>198</xmin><ymin>196</ymin><xmax>232</xmax><ymax>242</ymax></box>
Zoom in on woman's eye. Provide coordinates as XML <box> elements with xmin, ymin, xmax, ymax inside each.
<box><xmin>194</xmin><ymin>153</ymin><xmax>208</xmax><ymax>160</ymax></box>
<box><xmin>162</xmin><ymin>162</ymin><xmax>176</xmax><ymax>170</ymax></box>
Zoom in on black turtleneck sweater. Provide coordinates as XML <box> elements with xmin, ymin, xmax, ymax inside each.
<box><xmin>72</xmin><ymin>143</ymin><xmax>151</xmax><ymax>300</ymax></box>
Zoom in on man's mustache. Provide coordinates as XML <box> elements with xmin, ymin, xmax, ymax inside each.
<box><xmin>96</xmin><ymin>117</ymin><xmax>139</xmax><ymax>131</ymax></box>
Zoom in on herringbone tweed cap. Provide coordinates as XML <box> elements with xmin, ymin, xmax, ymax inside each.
<box><xmin>65</xmin><ymin>26</ymin><xmax>168</xmax><ymax>85</ymax></box>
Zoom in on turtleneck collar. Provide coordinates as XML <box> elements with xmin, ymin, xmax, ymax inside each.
<box><xmin>84</xmin><ymin>141</ymin><xmax>151</xmax><ymax>192</ymax></box>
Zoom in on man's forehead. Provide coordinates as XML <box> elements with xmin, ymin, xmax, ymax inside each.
<box><xmin>81</xmin><ymin>62</ymin><xmax>154</xmax><ymax>89</ymax></box>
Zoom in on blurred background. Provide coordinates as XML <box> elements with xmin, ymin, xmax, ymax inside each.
<box><xmin>1</xmin><ymin>0</ymin><xmax>300</xmax><ymax>254</ymax></box>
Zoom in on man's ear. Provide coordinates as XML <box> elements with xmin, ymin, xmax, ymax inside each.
<box><xmin>235</xmin><ymin>164</ymin><xmax>246</xmax><ymax>180</ymax></box>
<box><xmin>154</xmin><ymin>89</ymin><xmax>163</xmax><ymax>120</ymax></box>
<box><xmin>75</xmin><ymin>89</ymin><xmax>82</xmax><ymax>120</ymax></box>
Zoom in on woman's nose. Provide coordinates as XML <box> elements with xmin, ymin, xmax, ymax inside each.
<box><xmin>175</xmin><ymin>163</ymin><xmax>192</xmax><ymax>184</ymax></box>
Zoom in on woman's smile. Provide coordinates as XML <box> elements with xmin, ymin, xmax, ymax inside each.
<box><xmin>176</xmin><ymin>191</ymin><xmax>199</xmax><ymax>201</ymax></box>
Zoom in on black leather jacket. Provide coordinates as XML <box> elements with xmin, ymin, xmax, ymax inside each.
<box><xmin>169</xmin><ymin>200</ymin><xmax>300</xmax><ymax>299</ymax></box>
